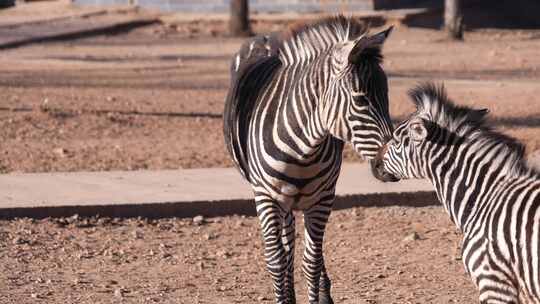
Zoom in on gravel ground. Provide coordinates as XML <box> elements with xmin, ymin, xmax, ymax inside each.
<box><xmin>0</xmin><ymin>205</ymin><xmax>479</xmax><ymax>304</ymax></box>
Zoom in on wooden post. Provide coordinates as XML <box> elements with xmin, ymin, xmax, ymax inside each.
<box><xmin>445</xmin><ymin>0</ymin><xmax>463</xmax><ymax>40</ymax></box>
<box><xmin>229</xmin><ymin>0</ymin><xmax>251</xmax><ymax>37</ymax></box>
<box><xmin>0</xmin><ymin>0</ymin><xmax>15</xmax><ymax>9</ymax></box>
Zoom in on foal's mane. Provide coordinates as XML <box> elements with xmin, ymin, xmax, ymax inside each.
<box><xmin>409</xmin><ymin>83</ymin><xmax>536</xmax><ymax>176</ymax></box>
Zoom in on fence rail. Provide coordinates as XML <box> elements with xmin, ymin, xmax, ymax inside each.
<box><xmin>74</xmin><ymin>0</ymin><xmax>379</xmax><ymax>13</ymax></box>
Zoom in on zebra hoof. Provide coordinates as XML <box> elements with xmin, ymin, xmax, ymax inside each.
<box><xmin>319</xmin><ymin>294</ymin><xmax>334</xmax><ymax>304</ymax></box>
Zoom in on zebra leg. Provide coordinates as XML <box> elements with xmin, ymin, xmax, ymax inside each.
<box><xmin>281</xmin><ymin>210</ymin><xmax>296</xmax><ymax>303</ymax></box>
<box><xmin>319</xmin><ymin>265</ymin><xmax>333</xmax><ymax>304</ymax></box>
<box><xmin>302</xmin><ymin>203</ymin><xmax>333</xmax><ymax>304</ymax></box>
<box><xmin>256</xmin><ymin>198</ymin><xmax>290</xmax><ymax>304</ymax></box>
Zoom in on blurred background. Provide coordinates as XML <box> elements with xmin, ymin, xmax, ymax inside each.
<box><xmin>1</xmin><ymin>1</ymin><xmax>540</xmax><ymax>303</ymax></box>
<box><xmin>0</xmin><ymin>0</ymin><xmax>539</xmax><ymax>174</ymax></box>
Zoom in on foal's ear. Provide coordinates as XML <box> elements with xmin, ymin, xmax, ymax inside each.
<box><xmin>409</xmin><ymin>117</ymin><xmax>428</xmax><ymax>143</ymax></box>
<box><xmin>348</xmin><ymin>26</ymin><xmax>393</xmax><ymax>64</ymax></box>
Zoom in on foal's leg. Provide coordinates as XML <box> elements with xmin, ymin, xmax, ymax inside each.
<box><xmin>256</xmin><ymin>197</ymin><xmax>289</xmax><ymax>304</ymax></box>
<box><xmin>478</xmin><ymin>279</ymin><xmax>519</xmax><ymax>304</ymax></box>
<box><xmin>466</xmin><ymin>241</ymin><xmax>519</xmax><ymax>304</ymax></box>
<box><xmin>302</xmin><ymin>201</ymin><xmax>333</xmax><ymax>304</ymax></box>
<box><xmin>476</xmin><ymin>263</ymin><xmax>519</xmax><ymax>304</ymax></box>
<box><xmin>281</xmin><ymin>210</ymin><xmax>296</xmax><ymax>303</ymax></box>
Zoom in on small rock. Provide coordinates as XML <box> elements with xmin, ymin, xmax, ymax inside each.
<box><xmin>204</xmin><ymin>233</ymin><xmax>217</xmax><ymax>240</ymax></box>
<box><xmin>132</xmin><ymin>230</ymin><xmax>143</xmax><ymax>239</ymax></box>
<box><xmin>97</xmin><ymin>217</ymin><xmax>111</xmax><ymax>226</ymax></box>
<box><xmin>217</xmin><ymin>250</ymin><xmax>231</xmax><ymax>259</ymax></box>
<box><xmin>53</xmin><ymin>147</ymin><xmax>68</xmax><ymax>158</ymax></box>
<box><xmin>75</xmin><ymin>219</ymin><xmax>93</xmax><ymax>228</ymax></box>
<box><xmin>257</xmin><ymin>296</ymin><xmax>267</xmax><ymax>301</ymax></box>
<box><xmin>157</xmin><ymin>222</ymin><xmax>173</xmax><ymax>231</ymax></box>
<box><xmin>30</xmin><ymin>293</ymin><xmax>39</xmax><ymax>299</ymax></box>
<box><xmin>114</xmin><ymin>288</ymin><xmax>123</xmax><ymax>298</ymax></box>
<box><xmin>12</xmin><ymin>237</ymin><xmax>27</xmax><ymax>245</ymax></box>
<box><xmin>106</xmin><ymin>96</ymin><xmax>117</xmax><ymax>102</ymax></box>
<box><xmin>193</xmin><ymin>215</ymin><xmax>205</xmax><ymax>226</ymax></box>
<box><xmin>40</xmin><ymin>98</ymin><xmax>49</xmax><ymax>109</ymax></box>
<box><xmin>55</xmin><ymin>218</ymin><xmax>68</xmax><ymax>227</ymax></box>
<box><xmin>402</xmin><ymin>232</ymin><xmax>420</xmax><ymax>242</ymax></box>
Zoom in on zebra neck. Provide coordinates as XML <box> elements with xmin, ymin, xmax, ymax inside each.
<box><xmin>289</xmin><ymin>60</ymin><xmax>334</xmax><ymax>143</ymax></box>
<box><xmin>425</xmin><ymin>143</ymin><xmax>524</xmax><ymax>233</ymax></box>
<box><xmin>259</xmin><ymin>62</ymin><xmax>333</xmax><ymax>160</ymax></box>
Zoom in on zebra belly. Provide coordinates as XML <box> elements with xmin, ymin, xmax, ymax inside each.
<box><xmin>250</xmin><ymin>160</ymin><xmax>341</xmax><ymax>211</ymax></box>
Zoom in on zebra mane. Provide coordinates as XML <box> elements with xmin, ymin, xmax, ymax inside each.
<box><xmin>409</xmin><ymin>82</ymin><xmax>533</xmax><ymax>176</ymax></box>
<box><xmin>278</xmin><ymin>15</ymin><xmax>378</xmax><ymax>66</ymax></box>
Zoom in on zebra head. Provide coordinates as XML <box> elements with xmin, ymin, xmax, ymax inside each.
<box><xmin>321</xmin><ymin>25</ymin><xmax>394</xmax><ymax>161</ymax></box>
<box><xmin>373</xmin><ymin>83</ymin><xmax>490</xmax><ymax>182</ymax></box>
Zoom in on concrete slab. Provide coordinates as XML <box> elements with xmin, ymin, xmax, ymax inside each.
<box><xmin>2</xmin><ymin>153</ymin><xmax>538</xmax><ymax>219</ymax></box>
<box><xmin>0</xmin><ymin>163</ymin><xmax>436</xmax><ymax>219</ymax></box>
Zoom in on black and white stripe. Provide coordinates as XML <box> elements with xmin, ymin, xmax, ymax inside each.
<box><xmin>376</xmin><ymin>83</ymin><xmax>540</xmax><ymax>304</ymax></box>
<box><xmin>223</xmin><ymin>16</ymin><xmax>394</xmax><ymax>304</ymax></box>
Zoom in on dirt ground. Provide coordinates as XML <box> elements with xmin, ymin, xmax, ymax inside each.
<box><xmin>0</xmin><ymin>205</ymin><xmax>480</xmax><ymax>304</ymax></box>
<box><xmin>0</xmin><ymin>23</ymin><xmax>539</xmax><ymax>172</ymax></box>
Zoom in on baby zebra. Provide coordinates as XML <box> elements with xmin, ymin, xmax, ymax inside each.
<box><xmin>373</xmin><ymin>83</ymin><xmax>540</xmax><ymax>304</ymax></box>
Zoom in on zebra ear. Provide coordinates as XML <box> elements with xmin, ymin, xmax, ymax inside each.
<box><xmin>348</xmin><ymin>26</ymin><xmax>393</xmax><ymax>63</ymax></box>
<box><xmin>409</xmin><ymin>118</ymin><xmax>428</xmax><ymax>143</ymax></box>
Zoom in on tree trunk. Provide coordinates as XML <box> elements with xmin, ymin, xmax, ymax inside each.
<box><xmin>229</xmin><ymin>0</ymin><xmax>251</xmax><ymax>37</ymax></box>
<box><xmin>0</xmin><ymin>0</ymin><xmax>15</xmax><ymax>9</ymax></box>
<box><xmin>445</xmin><ymin>0</ymin><xmax>463</xmax><ymax>40</ymax></box>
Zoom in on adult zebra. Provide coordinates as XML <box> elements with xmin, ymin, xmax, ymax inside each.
<box><xmin>373</xmin><ymin>83</ymin><xmax>540</xmax><ymax>303</ymax></box>
<box><xmin>223</xmin><ymin>16</ymin><xmax>394</xmax><ymax>303</ymax></box>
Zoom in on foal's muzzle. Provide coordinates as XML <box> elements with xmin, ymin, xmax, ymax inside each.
<box><xmin>370</xmin><ymin>159</ymin><xmax>400</xmax><ymax>182</ymax></box>
<box><xmin>370</xmin><ymin>141</ymin><xmax>400</xmax><ymax>183</ymax></box>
